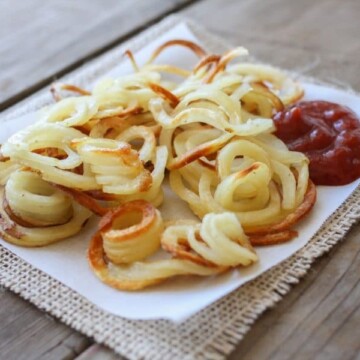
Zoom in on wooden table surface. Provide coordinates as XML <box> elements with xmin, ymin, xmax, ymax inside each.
<box><xmin>1</xmin><ymin>1</ymin><xmax>360</xmax><ymax>359</ymax></box>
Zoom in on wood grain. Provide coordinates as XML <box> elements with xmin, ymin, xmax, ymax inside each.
<box><xmin>0</xmin><ymin>0</ymin><xmax>193</xmax><ymax>110</ymax></box>
<box><xmin>76</xmin><ymin>345</ymin><xmax>121</xmax><ymax>360</ymax></box>
<box><xmin>1</xmin><ymin>0</ymin><xmax>360</xmax><ymax>359</ymax></box>
<box><xmin>184</xmin><ymin>0</ymin><xmax>360</xmax><ymax>89</ymax></box>
<box><xmin>229</xmin><ymin>223</ymin><xmax>360</xmax><ymax>360</ymax></box>
<box><xmin>0</xmin><ymin>290</ymin><xmax>90</xmax><ymax>360</ymax></box>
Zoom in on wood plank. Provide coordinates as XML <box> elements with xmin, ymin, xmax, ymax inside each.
<box><xmin>0</xmin><ymin>290</ymin><xmax>91</xmax><ymax>360</ymax></box>
<box><xmin>229</xmin><ymin>223</ymin><xmax>360</xmax><ymax>360</ymax></box>
<box><xmin>184</xmin><ymin>0</ymin><xmax>360</xmax><ymax>57</ymax></box>
<box><xmin>75</xmin><ymin>344</ymin><xmax>121</xmax><ymax>360</ymax></box>
<box><xmin>184</xmin><ymin>0</ymin><xmax>360</xmax><ymax>89</ymax></box>
<box><xmin>0</xmin><ymin>0</ymin><xmax>194</xmax><ymax>109</ymax></box>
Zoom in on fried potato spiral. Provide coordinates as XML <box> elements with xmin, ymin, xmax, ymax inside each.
<box><xmin>41</xmin><ymin>96</ymin><xmax>98</xmax><ymax>126</ymax></box>
<box><xmin>1</xmin><ymin>123</ymin><xmax>99</xmax><ymax>190</ymax></box>
<box><xmin>150</xmin><ymin>85</ymin><xmax>275</xmax><ymax>136</ymax></box>
<box><xmin>0</xmin><ymin>170</ymin><xmax>92</xmax><ymax>246</ymax></box>
<box><xmin>6</xmin><ymin>170</ymin><xmax>73</xmax><ymax>227</ymax></box>
<box><xmin>100</xmin><ymin>200</ymin><xmax>164</xmax><ymax>264</ymax></box>
<box><xmin>89</xmin><ymin>201</ymin><xmax>257</xmax><ymax>290</ymax></box>
<box><xmin>93</xmin><ymin>71</ymin><xmax>162</xmax><ymax>114</ymax></box>
<box><xmin>72</xmin><ymin>137</ymin><xmax>152</xmax><ymax>195</ymax></box>
<box><xmin>162</xmin><ymin>212</ymin><xmax>258</xmax><ymax>268</ymax></box>
<box><xmin>119</xmin><ymin>145</ymin><xmax>168</xmax><ymax>207</ymax></box>
<box><xmin>228</xmin><ymin>63</ymin><xmax>304</xmax><ymax>105</ymax></box>
<box><xmin>170</xmin><ymin>135</ymin><xmax>314</xmax><ymax>241</ymax></box>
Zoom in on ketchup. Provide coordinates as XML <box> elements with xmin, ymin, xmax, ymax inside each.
<box><xmin>273</xmin><ymin>101</ymin><xmax>360</xmax><ymax>185</ymax></box>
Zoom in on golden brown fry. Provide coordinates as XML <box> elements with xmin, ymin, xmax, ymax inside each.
<box><xmin>0</xmin><ymin>176</ymin><xmax>91</xmax><ymax>247</ymax></box>
<box><xmin>148</xmin><ymin>83</ymin><xmax>180</xmax><ymax>107</ymax></box>
<box><xmin>50</xmin><ymin>83</ymin><xmax>91</xmax><ymax>102</ymax></box>
<box><xmin>146</xmin><ymin>39</ymin><xmax>207</xmax><ymax>65</ymax></box>
<box><xmin>205</xmin><ymin>47</ymin><xmax>248</xmax><ymax>83</ymax></box>
<box><xmin>123</xmin><ymin>49</ymin><xmax>140</xmax><ymax>72</ymax></box>
<box><xmin>193</xmin><ymin>54</ymin><xmax>221</xmax><ymax>74</ymax></box>
<box><xmin>88</xmin><ymin>232</ymin><xmax>165</xmax><ymax>290</ymax></box>
<box><xmin>161</xmin><ymin>231</ymin><xmax>217</xmax><ymax>267</ymax></box>
<box><xmin>168</xmin><ymin>132</ymin><xmax>232</xmax><ymax>170</ymax></box>
<box><xmin>249</xmin><ymin>230</ymin><xmax>298</xmax><ymax>246</ymax></box>
<box><xmin>246</xmin><ymin>180</ymin><xmax>316</xmax><ymax>235</ymax></box>
<box><xmin>54</xmin><ymin>185</ymin><xmax>108</xmax><ymax>217</ymax></box>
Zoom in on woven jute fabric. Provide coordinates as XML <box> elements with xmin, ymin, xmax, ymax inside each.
<box><xmin>1</xmin><ymin>15</ymin><xmax>360</xmax><ymax>360</ymax></box>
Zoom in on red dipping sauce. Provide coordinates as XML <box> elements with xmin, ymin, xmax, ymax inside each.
<box><xmin>273</xmin><ymin>101</ymin><xmax>360</xmax><ymax>185</ymax></box>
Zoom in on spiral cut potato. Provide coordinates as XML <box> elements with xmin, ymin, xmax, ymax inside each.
<box><xmin>0</xmin><ymin>170</ymin><xmax>92</xmax><ymax>246</ymax></box>
<box><xmin>92</xmin><ymin>72</ymin><xmax>163</xmax><ymax>116</ymax></box>
<box><xmin>1</xmin><ymin>123</ymin><xmax>99</xmax><ymax>190</ymax></box>
<box><xmin>0</xmin><ymin>38</ymin><xmax>316</xmax><ymax>289</ymax></box>
<box><xmin>50</xmin><ymin>83</ymin><xmax>91</xmax><ymax>102</ymax></box>
<box><xmin>128</xmin><ymin>39</ymin><xmax>207</xmax><ymax>79</ymax></box>
<box><xmin>227</xmin><ymin>63</ymin><xmax>304</xmax><ymax>105</ymax></box>
<box><xmin>118</xmin><ymin>145</ymin><xmax>168</xmax><ymax>207</ymax></box>
<box><xmin>169</xmin><ymin>135</ymin><xmax>316</xmax><ymax>244</ymax></box>
<box><xmin>41</xmin><ymin>96</ymin><xmax>98</xmax><ymax>127</ymax></box>
<box><xmin>150</xmin><ymin>85</ymin><xmax>275</xmax><ymax>136</ymax></box>
<box><xmin>88</xmin><ymin>200</ymin><xmax>257</xmax><ymax>290</ymax></box>
<box><xmin>72</xmin><ymin>137</ymin><xmax>152</xmax><ymax>195</ymax></box>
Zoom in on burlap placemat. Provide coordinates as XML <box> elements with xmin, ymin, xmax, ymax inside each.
<box><xmin>1</xmin><ymin>15</ymin><xmax>360</xmax><ymax>360</ymax></box>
